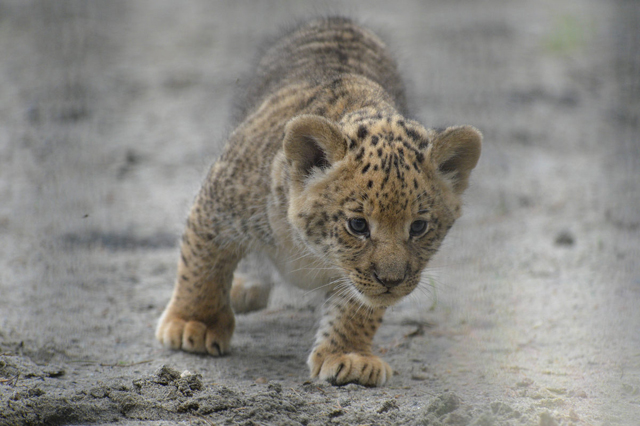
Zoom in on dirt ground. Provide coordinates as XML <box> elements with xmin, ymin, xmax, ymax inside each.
<box><xmin>1</xmin><ymin>0</ymin><xmax>639</xmax><ymax>425</ymax></box>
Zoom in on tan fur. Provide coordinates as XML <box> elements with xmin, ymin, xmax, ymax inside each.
<box><xmin>156</xmin><ymin>17</ymin><xmax>481</xmax><ymax>387</ymax></box>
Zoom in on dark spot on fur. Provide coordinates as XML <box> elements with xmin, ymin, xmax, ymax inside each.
<box><xmin>406</xmin><ymin>128</ymin><xmax>420</xmax><ymax>141</ymax></box>
<box><xmin>337</xmin><ymin>50</ymin><xmax>348</xmax><ymax>64</ymax></box>
<box><xmin>357</xmin><ymin>125</ymin><xmax>368</xmax><ymax>139</ymax></box>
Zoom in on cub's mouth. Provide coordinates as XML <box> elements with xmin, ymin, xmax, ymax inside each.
<box><xmin>348</xmin><ymin>277</ymin><xmax>417</xmax><ymax>308</ymax></box>
<box><xmin>364</xmin><ymin>292</ymin><xmax>403</xmax><ymax>308</ymax></box>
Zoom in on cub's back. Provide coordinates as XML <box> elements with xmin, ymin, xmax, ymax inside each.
<box><xmin>238</xmin><ymin>17</ymin><xmax>408</xmax><ymax>121</ymax></box>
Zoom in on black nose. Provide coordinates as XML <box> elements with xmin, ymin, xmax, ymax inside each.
<box><xmin>373</xmin><ymin>271</ymin><xmax>405</xmax><ymax>288</ymax></box>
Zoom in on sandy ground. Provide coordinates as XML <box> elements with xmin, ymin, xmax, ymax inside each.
<box><xmin>1</xmin><ymin>0</ymin><xmax>639</xmax><ymax>425</ymax></box>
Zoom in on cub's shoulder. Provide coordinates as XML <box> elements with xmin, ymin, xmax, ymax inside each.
<box><xmin>235</xmin><ymin>17</ymin><xmax>407</xmax><ymax>122</ymax></box>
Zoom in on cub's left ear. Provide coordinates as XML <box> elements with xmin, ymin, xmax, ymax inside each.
<box><xmin>428</xmin><ymin>126</ymin><xmax>482</xmax><ymax>194</ymax></box>
<box><xmin>283</xmin><ymin>115</ymin><xmax>347</xmax><ymax>183</ymax></box>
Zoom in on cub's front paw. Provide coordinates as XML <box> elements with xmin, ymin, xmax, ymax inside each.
<box><xmin>156</xmin><ymin>306</ymin><xmax>235</xmax><ymax>356</ymax></box>
<box><xmin>308</xmin><ymin>350</ymin><xmax>392</xmax><ymax>387</ymax></box>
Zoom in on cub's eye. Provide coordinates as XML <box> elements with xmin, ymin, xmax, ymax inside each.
<box><xmin>410</xmin><ymin>220</ymin><xmax>428</xmax><ymax>237</ymax></box>
<box><xmin>348</xmin><ymin>218</ymin><xmax>369</xmax><ymax>236</ymax></box>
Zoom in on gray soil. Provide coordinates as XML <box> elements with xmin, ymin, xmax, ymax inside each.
<box><xmin>1</xmin><ymin>1</ymin><xmax>639</xmax><ymax>425</ymax></box>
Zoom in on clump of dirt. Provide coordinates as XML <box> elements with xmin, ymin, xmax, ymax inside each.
<box><xmin>1</xmin><ymin>363</ymin><xmax>201</xmax><ymax>424</ymax></box>
<box><xmin>1</xmin><ymin>363</ymin><xmax>304</xmax><ymax>425</ymax></box>
<box><xmin>1</xmin><ymin>355</ymin><xmax>548</xmax><ymax>425</ymax></box>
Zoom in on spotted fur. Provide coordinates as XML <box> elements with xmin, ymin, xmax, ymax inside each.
<box><xmin>156</xmin><ymin>17</ymin><xmax>481</xmax><ymax>387</ymax></box>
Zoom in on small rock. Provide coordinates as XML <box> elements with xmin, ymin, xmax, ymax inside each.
<box><xmin>427</xmin><ymin>392</ymin><xmax>461</xmax><ymax>417</ymax></box>
<box><xmin>516</xmin><ymin>378</ymin><xmax>534</xmax><ymax>388</ymax></box>
<box><xmin>554</xmin><ymin>230</ymin><xmax>575</xmax><ymax>246</ymax></box>
<box><xmin>338</xmin><ymin>397</ymin><xmax>351</xmax><ymax>407</ymax></box>
<box><xmin>377</xmin><ymin>399</ymin><xmax>399</xmax><ymax>413</ymax></box>
<box><xmin>411</xmin><ymin>373</ymin><xmax>430</xmax><ymax>381</ymax></box>
<box><xmin>490</xmin><ymin>401</ymin><xmax>513</xmax><ymax>415</ymax></box>
<box><xmin>268</xmin><ymin>382</ymin><xmax>282</xmax><ymax>393</ymax></box>
<box><xmin>539</xmin><ymin>411</ymin><xmax>559</xmax><ymax>426</ymax></box>
<box><xmin>89</xmin><ymin>386</ymin><xmax>108</xmax><ymax>399</ymax></box>
<box><xmin>573</xmin><ymin>389</ymin><xmax>588</xmax><ymax>398</ymax></box>
<box><xmin>42</xmin><ymin>365</ymin><xmax>65</xmax><ymax>378</ymax></box>
<box><xmin>329</xmin><ymin>408</ymin><xmax>344</xmax><ymax>418</ymax></box>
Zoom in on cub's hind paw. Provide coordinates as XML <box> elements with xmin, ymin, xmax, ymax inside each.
<box><xmin>308</xmin><ymin>351</ymin><xmax>392</xmax><ymax>387</ymax></box>
<box><xmin>230</xmin><ymin>273</ymin><xmax>272</xmax><ymax>314</ymax></box>
<box><xmin>155</xmin><ymin>308</ymin><xmax>235</xmax><ymax>356</ymax></box>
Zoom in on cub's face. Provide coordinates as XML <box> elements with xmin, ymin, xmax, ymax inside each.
<box><xmin>283</xmin><ymin>113</ymin><xmax>481</xmax><ymax>307</ymax></box>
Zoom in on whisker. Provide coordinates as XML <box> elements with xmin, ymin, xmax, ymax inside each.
<box><xmin>302</xmin><ymin>276</ymin><xmax>350</xmax><ymax>298</ymax></box>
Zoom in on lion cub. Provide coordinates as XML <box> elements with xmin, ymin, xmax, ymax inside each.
<box><xmin>156</xmin><ymin>17</ymin><xmax>481</xmax><ymax>387</ymax></box>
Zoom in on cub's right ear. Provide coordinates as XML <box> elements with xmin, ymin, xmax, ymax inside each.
<box><xmin>283</xmin><ymin>115</ymin><xmax>347</xmax><ymax>182</ymax></box>
<box><xmin>428</xmin><ymin>126</ymin><xmax>482</xmax><ymax>195</ymax></box>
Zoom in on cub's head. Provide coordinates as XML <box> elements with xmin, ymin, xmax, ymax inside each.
<box><xmin>283</xmin><ymin>112</ymin><xmax>481</xmax><ymax>307</ymax></box>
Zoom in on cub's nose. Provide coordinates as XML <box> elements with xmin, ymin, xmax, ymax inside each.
<box><xmin>373</xmin><ymin>271</ymin><xmax>405</xmax><ymax>288</ymax></box>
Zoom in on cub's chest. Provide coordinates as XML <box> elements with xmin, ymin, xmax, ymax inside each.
<box><xmin>266</xmin><ymin>231</ymin><xmax>342</xmax><ymax>291</ymax></box>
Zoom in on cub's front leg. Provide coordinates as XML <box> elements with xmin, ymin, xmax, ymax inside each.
<box><xmin>308</xmin><ymin>294</ymin><xmax>392</xmax><ymax>387</ymax></box>
<box><xmin>156</xmin><ymin>195</ymin><xmax>242</xmax><ymax>356</ymax></box>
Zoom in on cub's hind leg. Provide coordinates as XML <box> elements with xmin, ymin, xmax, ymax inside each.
<box><xmin>230</xmin><ymin>253</ymin><xmax>274</xmax><ymax>314</ymax></box>
<box><xmin>156</xmin><ymin>201</ymin><xmax>242</xmax><ymax>356</ymax></box>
